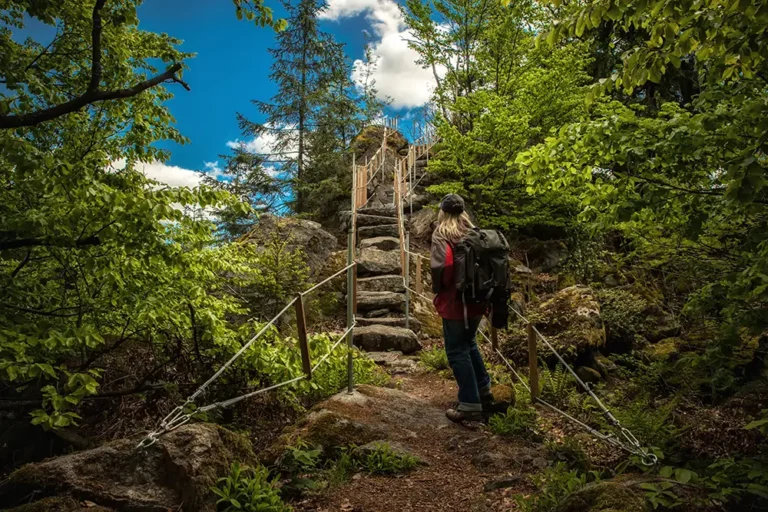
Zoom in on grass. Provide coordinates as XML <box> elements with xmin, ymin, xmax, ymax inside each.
<box><xmin>420</xmin><ymin>345</ymin><xmax>449</xmax><ymax>371</ymax></box>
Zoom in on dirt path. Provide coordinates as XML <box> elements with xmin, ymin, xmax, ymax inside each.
<box><xmin>296</xmin><ymin>372</ymin><xmax>546</xmax><ymax>512</ymax></box>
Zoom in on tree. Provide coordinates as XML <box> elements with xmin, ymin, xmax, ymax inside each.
<box><xmin>0</xmin><ymin>0</ymin><xmax>253</xmax><ymax>429</ymax></box>
<box><xmin>241</xmin><ymin>0</ymin><xmax>341</xmax><ymax>213</ymax></box>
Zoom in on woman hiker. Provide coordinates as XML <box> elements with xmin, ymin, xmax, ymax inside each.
<box><xmin>430</xmin><ymin>193</ymin><xmax>495</xmax><ymax>422</ymax></box>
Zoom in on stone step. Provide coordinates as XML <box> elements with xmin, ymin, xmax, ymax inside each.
<box><xmin>357</xmin><ymin>247</ymin><xmax>401</xmax><ymax>276</ymax></box>
<box><xmin>358</xmin><ymin>206</ymin><xmax>397</xmax><ymax>218</ymax></box>
<box><xmin>356</xmin><ymin>214</ymin><xmax>400</xmax><ymax>227</ymax></box>
<box><xmin>359</xmin><ymin>236</ymin><xmax>400</xmax><ymax>251</ymax></box>
<box><xmin>357</xmin><ymin>291</ymin><xmax>405</xmax><ymax>312</ymax></box>
<box><xmin>357</xmin><ymin>316</ymin><xmax>421</xmax><ymax>333</ymax></box>
<box><xmin>358</xmin><ymin>224</ymin><xmax>399</xmax><ymax>239</ymax></box>
<box><xmin>358</xmin><ymin>275</ymin><xmax>404</xmax><ymax>293</ymax></box>
<box><xmin>353</xmin><ymin>325</ymin><xmax>422</xmax><ymax>354</ymax></box>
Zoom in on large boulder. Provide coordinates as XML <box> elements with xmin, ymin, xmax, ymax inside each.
<box><xmin>1</xmin><ymin>424</ymin><xmax>255</xmax><ymax>512</ymax></box>
<box><xmin>410</xmin><ymin>207</ymin><xmax>437</xmax><ymax>242</ymax></box>
<box><xmin>358</xmin><ymin>275</ymin><xmax>405</xmax><ymax>293</ymax></box>
<box><xmin>354</xmin><ymin>325</ymin><xmax>422</xmax><ymax>354</ymax></box>
<box><xmin>510</xmin><ymin>285</ymin><xmax>605</xmax><ymax>361</ymax></box>
<box><xmin>357</xmin><ymin>248</ymin><xmax>402</xmax><ymax>276</ymax></box>
<box><xmin>244</xmin><ymin>214</ymin><xmax>338</xmax><ymax>276</ymax></box>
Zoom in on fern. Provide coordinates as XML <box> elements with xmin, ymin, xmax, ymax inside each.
<box><xmin>540</xmin><ymin>364</ymin><xmax>580</xmax><ymax>408</ymax></box>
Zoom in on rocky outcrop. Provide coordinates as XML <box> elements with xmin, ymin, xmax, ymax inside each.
<box><xmin>410</xmin><ymin>207</ymin><xmax>437</xmax><ymax>242</ymax></box>
<box><xmin>1</xmin><ymin>424</ymin><xmax>255</xmax><ymax>512</ymax></box>
<box><xmin>243</xmin><ymin>214</ymin><xmax>338</xmax><ymax>276</ymax></box>
<box><xmin>354</xmin><ymin>325</ymin><xmax>422</xmax><ymax>354</ymax></box>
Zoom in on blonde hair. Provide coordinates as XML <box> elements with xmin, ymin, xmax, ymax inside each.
<box><xmin>435</xmin><ymin>209</ymin><xmax>474</xmax><ymax>244</ymax></box>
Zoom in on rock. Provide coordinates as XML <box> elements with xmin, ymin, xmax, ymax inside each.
<box><xmin>263</xmin><ymin>385</ymin><xmax>452</xmax><ymax>464</ymax></box>
<box><xmin>644</xmin><ymin>310</ymin><xmax>681</xmax><ymax>343</ymax></box>
<box><xmin>594</xmin><ymin>354</ymin><xmax>618</xmax><ymax>379</ymax></box>
<box><xmin>576</xmin><ymin>366</ymin><xmax>603</xmax><ymax>383</ymax></box>
<box><xmin>527</xmin><ymin>240</ymin><xmax>568</xmax><ymax>272</ymax></box>
<box><xmin>410</xmin><ymin>207</ymin><xmax>437</xmax><ymax>240</ymax></box>
<box><xmin>243</xmin><ymin>214</ymin><xmax>337</xmax><ymax>276</ymax></box>
<box><xmin>357</xmin><ymin>316</ymin><xmax>422</xmax><ymax>333</ymax></box>
<box><xmin>357</xmin><ymin>248</ymin><xmax>402</xmax><ymax>276</ymax></box>
<box><xmin>366</xmin><ymin>351</ymin><xmax>405</xmax><ymax>365</ymax></box>
<box><xmin>364</xmin><ymin>308</ymin><xmax>390</xmax><ymax>318</ymax></box>
<box><xmin>359</xmin><ymin>206</ymin><xmax>397</xmax><ymax>218</ymax></box>
<box><xmin>358</xmin><ymin>224</ymin><xmax>399</xmax><ymax>239</ymax></box>
<box><xmin>358</xmin><ymin>275</ymin><xmax>405</xmax><ymax>293</ymax></box>
<box><xmin>643</xmin><ymin>337</ymin><xmax>679</xmax><ymax>361</ymax></box>
<box><xmin>357</xmin><ymin>291</ymin><xmax>405</xmax><ymax>312</ymax></box>
<box><xmin>2</xmin><ymin>424</ymin><xmax>256</xmax><ymax>512</ymax></box>
<box><xmin>360</xmin><ymin>236</ymin><xmax>400</xmax><ymax>251</ymax></box>
<box><xmin>483</xmin><ymin>475</ymin><xmax>525</xmax><ymax>492</ymax></box>
<box><xmin>357</xmin><ymin>214</ymin><xmax>400</xmax><ymax>227</ymax></box>
<box><xmin>6</xmin><ymin>497</ymin><xmax>115</xmax><ymax>512</ymax></box>
<box><xmin>354</xmin><ymin>325</ymin><xmax>422</xmax><ymax>354</ymax></box>
<box><xmin>515</xmin><ymin>285</ymin><xmax>605</xmax><ymax>361</ymax></box>
<box><xmin>555</xmin><ymin>475</ymin><xmax>653</xmax><ymax>512</ymax></box>
<box><xmin>490</xmin><ymin>384</ymin><xmax>516</xmax><ymax>405</ymax></box>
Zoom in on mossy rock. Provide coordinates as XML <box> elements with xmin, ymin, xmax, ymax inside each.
<box><xmin>491</xmin><ymin>383</ymin><xmax>516</xmax><ymax>404</ymax></box>
<box><xmin>2</xmin><ymin>424</ymin><xmax>256</xmax><ymax>512</ymax></box>
<box><xmin>556</xmin><ymin>475</ymin><xmax>652</xmax><ymax>512</ymax></box>
<box><xmin>643</xmin><ymin>337</ymin><xmax>680</xmax><ymax>361</ymax></box>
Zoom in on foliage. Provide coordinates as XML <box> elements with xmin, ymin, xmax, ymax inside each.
<box><xmin>212</xmin><ymin>461</ymin><xmax>291</xmax><ymax>512</ymax></box>
<box><xmin>419</xmin><ymin>346</ymin><xmax>449</xmax><ymax>371</ymax></box>
<box><xmin>745</xmin><ymin>409</ymin><xmax>768</xmax><ymax>436</ymax></box>
<box><xmin>597</xmin><ymin>288</ymin><xmax>650</xmax><ymax>347</ymax></box>
<box><xmin>546</xmin><ymin>437</ymin><xmax>592</xmax><ymax>472</ymax></box>
<box><xmin>610</xmin><ymin>395</ymin><xmax>680</xmax><ymax>453</ymax></box>
<box><xmin>356</xmin><ymin>442</ymin><xmax>420</xmax><ymax>475</ymax></box>
<box><xmin>488</xmin><ymin>404</ymin><xmax>539</xmax><ymax>440</ymax></box>
<box><xmin>275</xmin><ymin>437</ymin><xmax>323</xmax><ymax>496</ymax></box>
<box><xmin>514</xmin><ymin>462</ymin><xmax>600</xmax><ymax>512</ymax></box>
<box><xmin>539</xmin><ymin>365</ymin><xmax>579</xmax><ymax>409</ymax></box>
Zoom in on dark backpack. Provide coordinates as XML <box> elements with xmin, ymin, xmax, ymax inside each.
<box><xmin>452</xmin><ymin>228</ymin><xmax>511</xmax><ymax>328</ymax></box>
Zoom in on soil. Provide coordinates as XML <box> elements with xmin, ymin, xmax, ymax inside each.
<box><xmin>295</xmin><ymin>372</ymin><xmax>538</xmax><ymax>512</ymax></box>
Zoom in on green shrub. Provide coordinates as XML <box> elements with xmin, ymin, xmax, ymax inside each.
<box><xmin>275</xmin><ymin>438</ymin><xmax>323</xmax><ymax>496</ymax></box>
<box><xmin>420</xmin><ymin>346</ymin><xmax>449</xmax><ymax>371</ymax></box>
<box><xmin>596</xmin><ymin>288</ymin><xmax>649</xmax><ymax>347</ymax></box>
<box><xmin>212</xmin><ymin>462</ymin><xmax>291</xmax><ymax>512</ymax></box>
<box><xmin>610</xmin><ymin>395</ymin><xmax>680</xmax><ymax>452</ymax></box>
<box><xmin>325</xmin><ymin>448</ymin><xmax>357</xmax><ymax>488</ymax></box>
<box><xmin>489</xmin><ymin>405</ymin><xmax>539</xmax><ymax>439</ymax></box>
<box><xmin>514</xmin><ymin>463</ymin><xmax>600</xmax><ymax>512</ymax></box>
<box><xmin>357</xmin><ymin>442</ymin><xmax>420</xmax><ymax>475</ymax></box>
<box><xmin>540</xmin><ymin>364</ymin><xmax>580</xmax><ymax>409</ymax></box>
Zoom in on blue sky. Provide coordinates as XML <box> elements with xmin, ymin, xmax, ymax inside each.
<box><xmin>129</xmin><ymin>0</ymin><xmax>438</xmax><ymax>187</ymax></box>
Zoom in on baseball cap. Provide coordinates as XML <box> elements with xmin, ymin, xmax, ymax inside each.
<box><xmin>440</xmin><ymin>194</ymin><xmax>465</xmax><ymax>214</ymax></box>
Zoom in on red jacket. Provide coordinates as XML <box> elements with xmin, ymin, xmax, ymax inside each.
<box><xmin>431</xmin><ymin>232</ymin><xmax>487</xmax><ymax>320</ymax></box>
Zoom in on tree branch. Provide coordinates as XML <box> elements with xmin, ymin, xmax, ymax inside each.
<box><xmin>0</xmin><ymin>63</ymin><xmax>186</xmax><ymax>129</ymax></box>
<box><xmin>89</xmin><ymin>0</ymin><xmax>108</xmax><ymax>93</ymax></box>
<box><xmin>0</xmin><ymin>234</ymin><xmax>100</xmax><ymax>251</ymax></box>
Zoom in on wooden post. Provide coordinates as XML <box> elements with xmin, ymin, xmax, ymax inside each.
<box><xmin>491</xmin><ymin>325</ymin><xmax>499</xmax><ymax>351</ymax></box>
<box><xmin>295</xmin><ymin>295</ymin><xmax>312</xmax><ymax>379</ymax></box>
<box><xmin>415</xmin><ymin>256</ymin><xmax>423</xmax><ymax>295</ymax></box>
<box><xmin>527</xmin><ymin>323</ymin><xmax>539</xmax><ymax>400</ymax></box>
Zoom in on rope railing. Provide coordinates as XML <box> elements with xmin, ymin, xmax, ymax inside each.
<box><xmin>137</xmin><ymin>260</ymin><xmax>359</xmax><ymax>449</ymax></box>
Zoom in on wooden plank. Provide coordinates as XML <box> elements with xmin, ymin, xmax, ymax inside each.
<box><xmin>527</xmin><ymin>323</ymin><xmax>539</xmax><ymax>400</ymax></box>
<box><xmin>295</xmin><ymin>295</ymin><xmax>312</xmax><ymax>379</ymax></box>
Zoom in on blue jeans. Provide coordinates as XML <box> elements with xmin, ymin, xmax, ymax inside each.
<box><xmin>443</xmin><ymin>317</ymin><xmax>492</xmax><ymax>412</ymax></box>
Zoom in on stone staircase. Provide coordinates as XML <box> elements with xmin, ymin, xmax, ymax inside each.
<box><xmin>352</xmin><ymin>205</ymin><xmax>423</xmax><ymax>355</ymax></box>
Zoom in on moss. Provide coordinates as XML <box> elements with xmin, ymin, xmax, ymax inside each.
<box><xmin>491</xmin><ymin>383</ymin><xmax>516</xmax><ymax>404</ymax></box>
<box><xmin>644</xmin><ymin>338</ymin><xmax>680</xmax><ymax>361</ymax></box>
<box><xmin>215</xmin><ymin>425</ymin><xmax>257</xmax><ymax>463</ymax></box>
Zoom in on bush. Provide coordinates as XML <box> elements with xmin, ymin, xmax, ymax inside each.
<box><xmin>212</xmin><ymin>462</ymin><xmax>291</xmax><ymax>512</ymax></box>
<box><xmin>539</xmin><ymin>364</ymin><xmax>580</xmax><ymax>409</ymax></box>
<box><xmin>546</xmin><ymin>437</ymin><xmax>592</xmax><ymax>471</ymax></box>
<box><xmin>596</xmin><ymin>288</ymin><xmax>649</xmax><ymax>348</ymax></box>
<box><xmin>419</xmin><ymin>346</ymin><xmax>449</xmax><ymax>371</ymax></box>
<box><xmin>489</xmin><ymin>405</ymin><xmax>540</xmax><ymax>439</ymax></box>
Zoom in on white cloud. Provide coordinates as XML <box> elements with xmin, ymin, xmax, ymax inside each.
<box><xmin>322</xmin><ymin>0</ymin><xmax>439</xmax><ymax>109</ymax></box>
<box><xmin>111</xmin><ymin>158</ymin><xmax>204</xmax><ymax>188</ymax></box>
<box><xmin>226</xmin><ymin>124</ymin><xmax>299</xmax><ymax>162</ymax></box>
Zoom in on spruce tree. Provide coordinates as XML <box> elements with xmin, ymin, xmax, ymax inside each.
<box><xmin>238</xmin><ymin>0</ymin><xmax>337</xmax><ymax>213</ymax></box>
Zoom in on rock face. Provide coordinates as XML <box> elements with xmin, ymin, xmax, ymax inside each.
<box><xmin>354</xmin><ymin>325</ymin><xmax>422</xmax><ymax>354</ymax></box>
<box><xmin>357</xmin><ymin>247</ymin><xmax>401</xmax><ymax>276</ymax></box>
<box><xmin>356</xmin><ymin>291</ymin><xmax>405</xmax><ymax>312</ymax></box>
<box><xmin>530</xmin><ymin>285</ymin><xmax>606</xmax><ymax>359</ymax></box>
<box><xmin>410</xmin><ymin>207</ymin><xmax>437</xmax><ymax>241</ymax></box>
<box><xmin>2</xmin><ymin>424</ymin><xmax>255</xmax><ymax>512</ymax></box>
<box><xmin>357</xmin><ymin>316</ymin><xmax>421</xmax><ymax>332</ymax></box>
<box><xmin>358</xmin><ymin>275</ymin><xmax>405</xmax><ymax>293</ymax></box>
<box><xmin>244</xmin><ymin>214</ymin><xmax>338</xmax><ymax>276</ymax></box>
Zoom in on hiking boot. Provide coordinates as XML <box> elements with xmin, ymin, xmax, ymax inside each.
<box><xmin>481</xmin><ymin>393</ymin><xmax>495</xmax><ymax>408</ymax></box>
<box><xmin>445</xmin><ymin>408</ymin><xmax>484</xmax><ymax>423</ymax></box>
